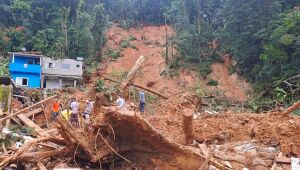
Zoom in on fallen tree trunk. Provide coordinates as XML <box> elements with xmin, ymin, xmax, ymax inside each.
<box><xmin>131</xmin><ymin>83</ymin><xmax>168</xmax><ymax>99</ymax></box>
<box><xmin>0</xmin><ymin>95</ymin><xmax>57</xmax><ymax>124</ymax></box>
<box><xmin>119</xmin><ymin>56</ymin><xmax>145</xmax><ymax>93</ymax></box>
<box><xmin>282</xmin><ymin>100</ymin><xmax>300</xmax><ymax>116</ymax></box>
<box><xmin>0</xmin><ymin>136</ymin><xmax>64</xmax><ymax>168</ymax></box>
<box><xmin>104</xmin><ymin>76</ymin><xmax>168</xmax><ymax>99</ymax></box>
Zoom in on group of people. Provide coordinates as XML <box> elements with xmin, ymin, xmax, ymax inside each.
<box><xmin>51</xmin><ymin>91</ymin><xmax>146</xmax><ymax>128</ymax></box>
<box><xmin>51</xmin><ymin>98</ymin><xmax>94</xmax><ymax>128</ymax></box>
<box><xmin>116</xmin><ymin>91</ymin><xmax>146</xmax><ymax>113</ymax></box>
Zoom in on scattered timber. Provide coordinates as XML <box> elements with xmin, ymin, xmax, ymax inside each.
<box><xmin>0</xmin><ymin>95</ymin><xmax>57</xmax><ymax>124</ymax></box>
<box><xmin>0</xmin><ymin>136</ymin><xmax>65</xmax><ymax>168</ymax></box>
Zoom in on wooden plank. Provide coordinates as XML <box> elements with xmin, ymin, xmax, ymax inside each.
<box><xmin>0</xmin><ymin>95</ymin><xmax>57</xmax><ymax>124</ymax></box>
<box><xmin>119</xmin><ymin>56</ymin><xmax>145</xmax><ymax>92</ymax></box>
<box><xmin>271</xmin><ymin>152</ymin><xmax>282</xmax><ymax>170</ymax></box>
<box><xmin>275</xmin><ymin>157</ymin><xmax>291</xmax><ymax>164</ymax></box>
<box><xmin>198</xmin><ymin>144</ymin><xmax>210</xmax><ymax>157</ymax></box>
<box><xmin>37</xmin><ymin>162</ymin><xmax>47</xmax><ymax>170</ymax></box>
<box><xmin>199</xmin><ymin>154</ymin><xmax>212</xmax><ymax>170</ymax></box>
<box><xmin>11</xmin><ymin>117</ymin><xmax>22</xmax><ymax>125</ymax></box>
<box><xmin>24</xmin><ymin>108</ymin><xmax>43</xmax><ymax>117</ymax></box>
<box><xmin>17</xmin><ymin>114</ymin><xmax>48</xmax><ymax>136</ymax></box>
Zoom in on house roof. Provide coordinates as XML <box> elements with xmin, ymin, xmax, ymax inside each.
<box><xmin>8</xmin><ymin>52</ymin><xmax>44</xmax><ymax>58</ymax></box>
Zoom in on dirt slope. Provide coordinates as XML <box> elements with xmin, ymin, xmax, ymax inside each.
<box><xmin>102</xmin><ymin>24</ymin><xmax>250</xmax><ymax>102</ymax></box>
<box><xmin>99</xmin><ymin>24</ymin><xmax>300</xmax><ymax>157</ymax></box>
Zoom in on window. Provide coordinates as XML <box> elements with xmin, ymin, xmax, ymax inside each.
<box><xmin>62</xmin><ymin>64</ymin><xmax>70</xmax><ymax>69</ymax></box>
<box><xmin>16</xmin><ymin>77</ymin><xmax>28</xmax><ymax>86</ymax></box>
<box><xmin>28</xmin><ymin>60</ymin><xmax>34</xmax><ymax>65</ymax></box>
<box><xmin>76</xmin><ymin>64</ymin><xmax>81</xmax><ymax>68</ymax></box>
<box><xmin>47</xmin><ymin>63</ymin><xmax>54</xmax><ymax>69</ymax></box>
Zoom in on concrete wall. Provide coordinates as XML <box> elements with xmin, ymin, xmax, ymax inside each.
<box><xmin>42</xmin><ymin>57</ymin><xmax>83</xmax><ymax>78</ymax></box>
<box><xmin>45</xmin><ymin>78</ymin><xmax>76</xmax><ymax>89</ymax></box>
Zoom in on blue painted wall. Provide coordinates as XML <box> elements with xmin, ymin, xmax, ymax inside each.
<box><xmin>10</xmin><ymin>72</ymin><xmax>41</xmax><ymax>88</ymax></box>
<box><xmin>9</xmin><ymin>54</ymin><xmax>41</xmax><ymax>88</ymax></box>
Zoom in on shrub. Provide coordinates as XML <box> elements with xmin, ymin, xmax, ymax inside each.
<box><xmin>207</xmin><ymin>80</ymin><xmax>218</xmax><ymax>86</ymax></box>
<box><xmin>199</xmin><ymin>62</ymin><xmax>212</xmax><ymax>77</ymax></box>
<box><xmin>130</xmin><ymin>44</ymin><xmax>138</xmax><ymax>50</ymax></box>
<box><xmin>228</xmin><ymin>65</ymin><xmax>237</xmax><ymax>75</ymax></box>
<box><xmin>111</xmin><ymin>70</ymin><xmax>127</xmax><ymax>81</ymax></box>
<box><xmin>111</xmin><ymin>50</ymin><xmax>121</xmax><ymax>59</ymax></box>
<box><xmin>121</xmin><ymin>40</ymin><xmax>130</xmax><ymax>48</ymax></box>
<box><xmin>129</xmin><ymin>35</ymin><xmax>137</xmax><ymax>41</ymax></box>
<box><xmin>95</xmin><ymin>80</ymin><xmax>105</xmax><ymax>92</ymax></box>
<box><xmin>104</xmin><ymin>48</ymin><xmax>121</xmax><ymax>59</ymax></box>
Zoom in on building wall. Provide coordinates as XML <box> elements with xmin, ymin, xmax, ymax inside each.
<box><xmin>42</xmin><ymin>57</ymin><xmax>83</xmax><ymax>78</ymax></box>
<box><xmin>11</xmin><ymin>72</ymin><xmax>41</xmax><ymax>88</ymax></box>
<box><xmin>9</xmin><ymin>54</ymin><xmax>42</xmax><ymax>88</ymax></box>
<box><xmin>45</xmin><ymin>78</ymin><xmax>75</xmax><ymax>89</ymax></box>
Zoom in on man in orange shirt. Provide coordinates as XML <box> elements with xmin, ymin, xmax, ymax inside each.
<box><xmin>52</xmin><ymin>99</ymin><xmax>60</xmax><ymax>121</ymax></box>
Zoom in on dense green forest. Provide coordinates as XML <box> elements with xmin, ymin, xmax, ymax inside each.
<box><xmin>1</xmin><ymin>0</ymin><xmax>300</xmax><ymax>105</ymax></box>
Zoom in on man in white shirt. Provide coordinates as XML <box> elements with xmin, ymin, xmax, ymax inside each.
<box><xmin>70</xmin><ymin>98</ymin><xmax>79</xmax><ymax>127</ymax></box>
<box><xmin>116</xmin><ymin>95</ymin><xmax>125</xmax><ymax>109</ymax></box>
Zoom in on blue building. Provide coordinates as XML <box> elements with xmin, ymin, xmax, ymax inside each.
<box><xmin>9</xmin><ymin>53</ymin><xmax>42</xmax><ymax>88</ymax></box>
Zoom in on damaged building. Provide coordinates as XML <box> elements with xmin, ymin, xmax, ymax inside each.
<box><xmin>41</xmin><ymin>57</ymin><xmax>83</xmax><ymax>89</ymax></box>
<box><xmin>8</xmin><ymin>53</ymin><xmax>83</xmax><ymax>89</ymax></box>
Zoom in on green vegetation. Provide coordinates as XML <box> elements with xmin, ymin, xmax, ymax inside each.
<box><xmin>111</xmin><ymin>70</ymin><xmax>127</xmax><ymax>81</ymax></box>
<box><xmin>207</xmin><ymin>80</ymin><xmax>218</xmax><ymax>86</ymax></box>
<box><xmin>128</xmin><ymin>35</ymin><xmax>137</xmax><ymax>41</ymax></box>
<box><xmin>0</xmin><ymin>85</ymin><xmax>11</xmax><ymax>112</ymax></box>
<box><xmin>0</xmin><ymin>1</ymin><xmax>108</xmax><ymax>59</ymax></box>
<box><xmin>95</xmin><ymin>80</ymin><xmax>105</xmax><ymax>92</ymax></box>
<box><xmin>120</xmin><ymin>40</ymin><xmax>131</xmax><ymax>48</ymax></box>
<box><xmin>1</xmin><ymin>0</ymin><xmax>300</xmax><ymax>108</ymax></box>
<box><xmin>104</xmin><ymin>48</ymin><xmax>121</xmax><ymax>59</ymax></box>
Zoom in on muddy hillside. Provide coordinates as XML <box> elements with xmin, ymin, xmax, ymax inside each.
<box><xmin>0</xmin><ymin>24</ymin><xmax>299</xmax><ymax>170</ymax></box>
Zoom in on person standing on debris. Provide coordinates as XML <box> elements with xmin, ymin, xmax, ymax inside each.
<box><xmin>83</xmin><ymin>99</ymin><xmax>94</xmax><ymax>122</ymax></box>
<box><xmin>70</xmin><ymin>98</ymin><xmax>79</xmax><ymax>127</ymax></box>
<box><xmin>51</xmin><ymin>98</ymin><xmax>60</xmax><ymax>121</ymax></box>
<box><xmin>116</xmin><ymin>95</ymin><xmax>125</xmax><ymax>109</ymax></box>
<box><xmin>139</xmin><ymin>91</ymin><xmax>146</xmax><ymax>113</ymax></box>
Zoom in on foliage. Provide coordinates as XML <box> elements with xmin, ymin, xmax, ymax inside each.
<box><xmin>111</xmin><ymin>70</ymin><xmax>127</xmax><ymax>81</ymax></box>
<box><xmin>120</xmin><ymin>39</ymin><xmax>131</xmax><ymax>48</ymax></box>
<box><xmin>207</xmin><ymin>80</ymin><xmax>218</xmax><ymax>86</ymax></box>
<box><xmin>128</xmin><ymin>35</ymin><xmax>137</xmax><ymax>41</ymax></box>
<box><xmin>104</xmin><ymin>48</ymin><xmax>121</xmax><ymax>59</ymax></box>
<box><xmin>95</xmin><ymin>80</ymin><xmax>105</xmax><ymax>92</ymax></box>
<box><xmin>0</xmin><ymin>0</ymin><xmax>108</xmax><ymax>59</ymax></box>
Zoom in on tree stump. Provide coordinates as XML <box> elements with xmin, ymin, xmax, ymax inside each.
<box><xmin>182</xmin><ymin>110</ymin><xmax>194</xmax><ymax>145</ymax></box>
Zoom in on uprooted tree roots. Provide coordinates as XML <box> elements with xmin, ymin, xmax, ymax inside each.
<box><xmin>56</xmin><ymin>107</ymin><xmax>206</xmax><ymax>169</ymax></box>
